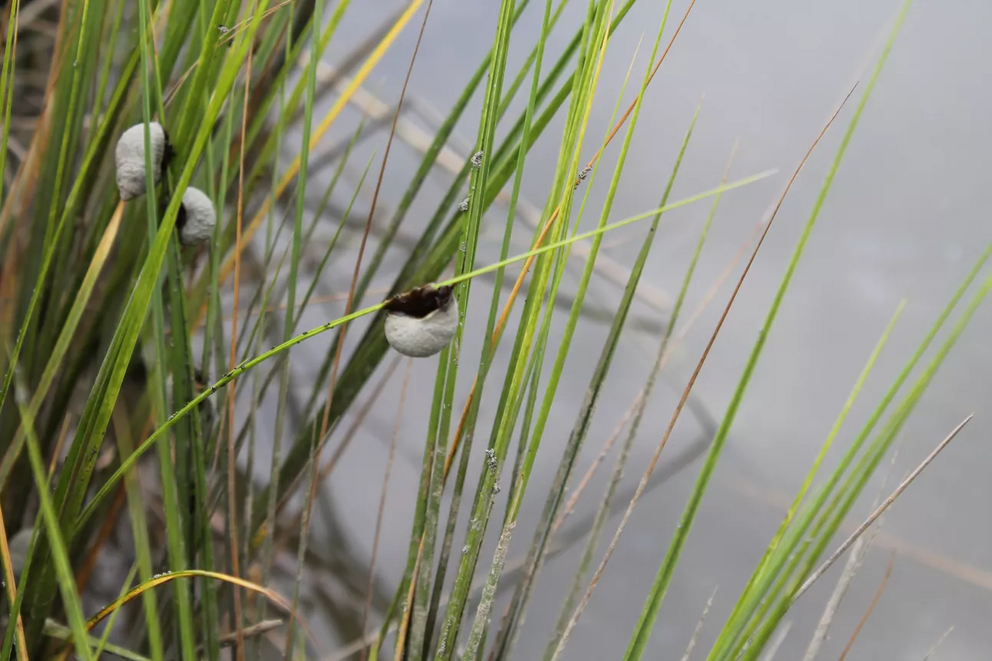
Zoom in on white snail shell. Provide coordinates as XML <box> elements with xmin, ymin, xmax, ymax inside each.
<box><xmin>384</xmin><ymin>284</ymin><xmax>458</xmax><ymax>358</ymax></box>
<box><xmin>115</xmin><ymin>122</ymin><xmax>168</xmax><ymax>201</ymax></box>
<box><xmin>9</xmin><ymin>528</ymin><xmax>31</xmax><ymax>576</ymax></box>
<box><xmin>179</xmin><ymin>186</ymin><xmax>216</xmax><ymax>246</ymax></box>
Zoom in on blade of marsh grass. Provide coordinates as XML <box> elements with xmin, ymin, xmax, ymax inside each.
<box><xmin>36</xmin><ymin>0</ymin><xmax>111</xmax><ymax>351</ymax></box>
<box><xmin>9</xmin><ymin>366</ymin><xmax>92</xmax><ymax>660</ymax></box>
<box><xmin>353</xmin><ymin>0</ymin><xmax>540</xmax><ymax>310</ymax></box>
<box><xmin>0</xmin><ymin>504</ymin><xmax>27</xmax><ymax>661</ymax></box>
<box><xmin>240</xmin><ymin>8</ymin><xmax>283</xmax><ymax>624</ymax></box>
<box><xmin>707</xmin><ymin>8</ymin><xmax>924</xmax><ymax>658</ymax></box>
<box><xmin>425</xmin><ymin>0</ymin><xmax>561</xmax><ymax>651</ymax></box>
<box><xmin>923</xmin><ymin>626</ymin><xmax>954</xmax><ymax>661</ymax></box>
<box><xmin>836</xmin><ymin>553</ymin><xmax>895</xmax><ymax>661</ymax></box>
<box><xmin>0</xmin><ymin>0</ymin><xmax>20</xmax><ymax>217</ymax></box>
<box><xmin>426</xmin><ymin>0</ymin><xmax>687</xmax><ymax>514</ymax></box>
<box><xmin>229</xmin><ymin>147</ymin><xmax>375</xmax><ymax>511</ymax></box>
<box><xmin>552</xmin><ymin>390</ymin><xmax>642</xmax><ymax>529</ymax></box>
<box><xmin>228</xmin><ymin>0</ymin><xmax>350</xmax><ymax>197</ymax></box>
<box><xmin>75</xmin><ymin>174</ymin><xmax>772</xmax><ymax>530</ymax></box>
<box><xmin>259</xmin><ymin>0</ymin><xmax>334</xmax><ymax>653</ymax></box>
<box><xmin>32</xmin><ymin>0</ymin><xmax>101</xmax><ymax>263</ymax></box>
<box><xmin>227</xmin><ymin>7</ymin><xmax>261</xmax><ymax>658</ymax></box>
<box><xmin>212</xmin><ymin>0</ymin><xmax>422</xmax><ymax>293</ymax></box>
<box><xmin>42</xmin><ymin>619</ymin><xmax>150</xmax><ymax>661</ymax></box>
<box><xmin>284</xmin><ymin>0</ymin><xmax>366</xmax><ymax>655</ymax></box>
<box><xmin>111</xmin><ymin>406</ymin><xmax>164</xmax><ymax>661</ymax></box>
<box><xmin>501</xmin><ymin>28</ymin><xmax>698</xmax><ymax>657</ymax></box>
<box><xmin>0</xmin><ymin>0</ymin><xmax>103</xmax><ymax>443</ymax></box>
<box><xmin>78</xmin><ymin>570</ymin><xmax>314</xmax><ymax>651</ymax></box>
<box><xmin>90</xmin><ymin>562</ymin><xmax>140</xmax><ymax>661</ymax></box>
<box><xmin>171</xmin><ymin>0</ymin><xmax>237</xmax><ymax>160</ymax></box>
<box><xmin>803</xmin><ymin>440</ymin><xmax>903</xmax><ymax>661</ymax></box>
<box><xmin>441</xmin><ymin>174</ymin><xmax>774</xmax><ymax>291</ymax></box>
<box><xmin>331</xmin><ymin>426</ymin><xmax>713</xmax><ymax>661</ymax></box>
<box><xmin>0</xmin><ymin>203</ymin><xmax>122</xmax><ymax>496</ymax></box>
<box><xmin>201</xmin><ymin>1</ymin><xmax>237</xmax><ymax>395</ymax></box>
<box><xmin>89</xmin><ymin>0</ymin><xmax>126</xmax><ymax>136</ymax></box>
<box><xmin>260</xmin><ymin>1</ymin><xmax>352</xmax><ymax>592</ymax></box>
<box><xmin>219</xmin><ymin>620</ymin><xmax>286</xmax><ymax>650</ymax></box>
<box><xmin>215</xmin><ymin>137</ymin><xmax>369</xmax><ymax>464</ymax></box>
<box><xmin>681</xmin><ymin>588</ymin><xmax>718</xmax><ymax>661</ymax></box>
<box><xmin>331</xmin><ymin>7</ymin><xmax>434</xmax><ymax>636</ymax></box>
<box><xmin>303</xmin><ymin>34</ymin><xmax>432</xmax><ymax>653</ymax></box>
<box><xmin>29</xmin><ymin>0</ymin><xmax>118</xmax><ymax>376</ymax></box>
<box><xmin>360</xmin><ymin>359</ymin><xmax>412</xmax><ymax>661</ymax></box>
<box><xmin>757</xmin><ymin>621</ymin><xmax>792</xmax><ymax>661</ymax></box>
<box><xmin>0</xmin><ymin>42</ymin><xmax>141</xmax><ymax>432</ymax></box>
<box><xmin>727</xmin><ymin>281</ymin><xmax>992</xmax><ymax>660</ymax></box>
<box><xmin>437</xmin><ymin>1</ymin><xmax>551</xmax><ymax>649</ymax></box>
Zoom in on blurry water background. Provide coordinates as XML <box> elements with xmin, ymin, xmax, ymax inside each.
<box><xmin>252</xmin><ymin>0</ymin><xmax>992</xmax><ymax>658</ymax></box>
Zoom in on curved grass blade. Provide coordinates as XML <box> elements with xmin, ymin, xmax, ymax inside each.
<box><xmin>74</xmin><ymin>570</ymin><xmax>314</xmax><ymax>651</ymax></box>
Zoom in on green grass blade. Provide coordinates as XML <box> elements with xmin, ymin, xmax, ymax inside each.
<box><xmin>0</xmin><ymin>0</ymin><xmax>21</xmax><ymax>216</ymax></box>
<box><xmin>92</xmin><ymin>562</ymin><xmax>140</xmax><ymax>661</ymax></box>
<box><xmin>10</xmin><ymin>366</ymin><xmax>92</xmax><ymax>660</ymax></box>
<box><xmin>111</xmin><ymin>406</ymin><xmax>164</xmax><ymax>661</ymax></box>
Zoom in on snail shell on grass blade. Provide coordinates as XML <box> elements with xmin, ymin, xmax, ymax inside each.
<box><xmin>9</xmin><ymin>527</ymin><xmax>32</xmax><ymax>577</ymax></box>
<box><xmin>178</xmin><ymin>186</ymin><xmax>216</xmax><ymax>246</ymax></box>
<box><xmin>115</xmin><ymin>122</ymin><xmax>171</xmax><ymax>201</ymax></box>
<box><xmin>383</xmin><ymin>284</ymin><xmax>458</xmax><ymax>358</ymax></box>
